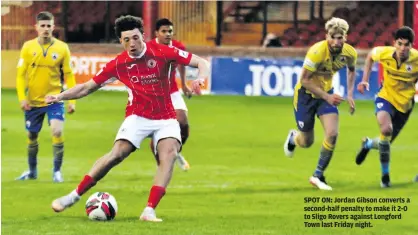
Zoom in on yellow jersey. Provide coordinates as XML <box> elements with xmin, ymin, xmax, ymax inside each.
<box><xmin>371</xmin><ymin>46</ymin><xmax>418</xmax><ymax>113</ymax></box>
<box><xmin>295</xmin><ymin>40</ymin><xmax>357</xmax><ymax>98</ymax></box>
<box><xmin>16</xmin><ymin>38</ymin><xmax>76</xmax><ymax>107</ymax></box>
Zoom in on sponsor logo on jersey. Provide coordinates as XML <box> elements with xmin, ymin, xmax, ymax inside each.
<box><xmin>147</xmin><ymin>59</ymin><xmax>157</xmax><ymax>68</ymax></box>
<box><xmin>406</xmin><ymin>64</ymin><xmax>412</xmax><ymax>72</ymax></box>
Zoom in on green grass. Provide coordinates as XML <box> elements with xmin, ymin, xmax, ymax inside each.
<box><xmin>2</xmin><ymin>89</ymin><xmax>418</xmax><ymax>235</ymax></box>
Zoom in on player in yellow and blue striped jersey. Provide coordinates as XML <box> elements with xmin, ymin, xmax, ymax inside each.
<box><xmin>283</xmin><ymin>17</ymin><xmax>357</xmax><ymax>191</ymax></box>
<box><xmin>356</xmin><ymin>26</ymin><xmax>418</xmax><ymax>187</ymax></box>
<box><xmin>16</xmin><ymin>11</ymin><xmax>76</xmax><ymax>182</ymax></box>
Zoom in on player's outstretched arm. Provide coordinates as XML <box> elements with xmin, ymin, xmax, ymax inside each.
<box><xmin>187</xmin><ymin>54</ymin><xmax>210</xmax><ymax>95</ymax></box>
<box><xmin>179</xmin><ymin>64</ymin><xmax>192</xmax><ymax>97</ymax></box>
<box><xmin>188</xmin><ymin>54</ymin><xmax>210</xmax><ymax>79</ymax></box>
<box><xmin>346</xmin><ymin>66</ymin><xmax>356</xmax><ymax>114</ymax></box>
<box><xmin>45</xmin><ymin>79</ymin><xmax>101</xmax><ymax>103</ymax></box>
<box><xmin>300</xmin><ymin>69</ymin><xmax>327</xmax><ymax>99</ymax></box>
<box><xmin>16</xmin><ymin>43</ymin><xmax>31</xmax><ymax>111</ymax></box>
<box><xmin>300</xmin><ymin>68</ymin><xmax>343</xmax><ymax>106</ymax></box>
<box><xmin>357</xmin><ymin>51</ymin><xmax>374</xmax><ymax>94</ymax></box>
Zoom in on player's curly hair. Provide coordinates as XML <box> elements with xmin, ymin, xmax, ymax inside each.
<box><xmin>325</xmin><ymin>17</ymin><xmax>349</xmax><ymax>36</ymax></box>
<box><xmin>394</xmin><ymin>26</ymin><xmax>415</xmax><ymax>43</ymax></box>
<box><xmin>36</xmin><ymin>11</ymin><xmax>54</xmax><ymax>22</ymax></box>
<box><xmin>114</xmin><ymin>15</ymin><xmax>144</xmax><ymax>38</ymax></box>
<box><xmin>155</xmin><ymin>18</ymin><xmax>173</xmax><ymax>31</ymax></box>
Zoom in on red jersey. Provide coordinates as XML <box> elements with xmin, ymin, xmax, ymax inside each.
<box><xmin>150</xmin><ymin>38</ymin><xmax>186</xmax><ymax>94</ymax></box>
<box><xmin>92</xmin><ymin>41</ymin><xmax>192</xmax><ymax>120</ymax></box>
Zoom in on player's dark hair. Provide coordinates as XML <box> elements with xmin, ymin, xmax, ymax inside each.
<box><xmin>114</xmin><ymin>15</ymin><xmax>144</xmax><ymax>38</ymax></box>
<box><xmin>155</xmin><ymin>18</ymin><xmax>173</xmax><ymax>31</ymax></box>
<box><xmin>36</xmin><ymin>11</ymin><xmax>54</xmax><ymax>22</ymax></box>
<box><xmin>394</xmin><ymin>26</ymin><xmax>415</xmax><ymax>43</ymax></box>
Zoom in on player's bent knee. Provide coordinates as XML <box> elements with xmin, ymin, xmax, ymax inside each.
<box><xmin>51</xmin><ymin>128</ymin><xmax>63</xmax><ymax>138</ymax></box>
<box><xmin>298</xmin><ymin>132</ymin><xmax>314</xmax><ymax>148</ymax></box>
<box><xmin>327</xmin><ymin>134</ymin><xmax>338</xmax><ymax>145</ymax></box>
<box><xmin>28</xmin><ymin>132</ymin><xmax>38</xmax><ymax>141</ymax></box>
<box><xmin>157</xmin><ymin>139</ymin><xmax>180</xmax><ymax>162</ymax></box>
<box><xmin>159</xmin><ymin>145</ymin><xmax>178</xmax><ymax>158</ymax></box>
<box><xmin>325</xmin><ymin>132</ymin><xmax>338</xmax><ymax>145</ymax></box>
<box><xmin>305</xmin><ymin>138</ymin><xmax>314</xmax><ymax>148</ymax></box>
<box><xmin>380</xmin><ymin>125</ymin><xmax>393</xmax><ymax>137</ymax></box>
<box><xmin>162</xmin><ymin>147</ymin><xmax>178</xmax><ymax>159</ymax></box>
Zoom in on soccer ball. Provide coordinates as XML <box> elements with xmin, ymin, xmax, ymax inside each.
<box><xmin>85</xmin><ymin>192</ymin><xmax>118</xmax><ymax>221</ymax></box>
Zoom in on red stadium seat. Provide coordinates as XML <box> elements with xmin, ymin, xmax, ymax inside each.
<box><xmin>374</xmin><ymin>40</ymin><xmax>386</xmax><ymax>46</ymax></box>
<box><xmin>298</xmin><ymin>31</ymin><xmax>311</xmax><ymax>41</ymax></box>
<box><xmin>356</xmin><ymin>41</ymin><xmax>370</xmax><ymax>49</ymax></box>
<box><xmin>293</xmin><ymin>40</ymin><xmax>306</xmax><ymax>47</ymax></box>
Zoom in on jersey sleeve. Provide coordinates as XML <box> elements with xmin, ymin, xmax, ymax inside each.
<box><xmin>92</xmin><ymin>57</ymin><xmax>118</xmax><ymax>85</ymax></box>
<box><xmin>371</xmin><ymin>46</ymin><xmax>386</xmax><ymax>62</ymax></box>
<box><xmin>16</xmin><ymin>42</ymin><xmax>30</xmax><ymax>102</ymax></box>
<box><xmin>347</xmin><ymin>48</ymin><xmax>358</xmax><ymax>69</ymax></box>
<box><xmin>176</xmin><ymin>41</ymin><xmax>186</xmax><ymax>51</ymax></box>
<box><xmin>163</xmin><ymin>45</ymin><xmax>192</xmax><ymax>66</ymax></box>
<box><xmin>302</xmin><ymin>45</ymin><xmax>324</xmax><ymax>72</ymax></box>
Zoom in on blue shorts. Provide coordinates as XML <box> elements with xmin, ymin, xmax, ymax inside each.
<box><xmin>375</xmin><ymin>97</ymin><xmax>414</xmax><ymax>141</ymax></box>
<box><xmin>294</xmin><ymin>87</ymin><xmax>338</xmax><ymax>132</ymax></box>
<box><xmin>25</xmin><ymin>102</ymin><xmax>65</xmax><ymax>133</ymax></box>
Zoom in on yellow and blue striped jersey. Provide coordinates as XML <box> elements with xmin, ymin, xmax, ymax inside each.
<box><xmin>16</xmin><ymin>38</ymin><xmax>76</xmax><ymax>107</ymax></box>
<box><xmin>294</xmin><ymin>40</ymin><xmax>357</xmax><ymax>98</ymax></box>
<box><xmin>372</xmin><ymin>46</ymin><xmax>418</xmax><ymax>113</ymax></box>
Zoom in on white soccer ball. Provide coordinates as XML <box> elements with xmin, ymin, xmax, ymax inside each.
<box><xmin>85</xmin><ymin>192</ymin><xmax>118</xmax><ymax>221</ymax></box>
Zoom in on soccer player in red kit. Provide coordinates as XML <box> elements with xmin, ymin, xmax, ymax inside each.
<box><xmin>47</xmin><ymin>15</ymin><xmax>209</xmax><ymax>222</ymax></box>
<box><xmin>150</xmin><ymin>18</ymin><xmax>191</xmax><ymax>171</ymax></box>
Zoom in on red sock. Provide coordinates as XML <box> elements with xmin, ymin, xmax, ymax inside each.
<box><xmin>147</xmin><ymin>185</ymin><xmax>166</xmax><ymax>209</ymax></box>
<box><xmin>76</xmin><ymin>175</ymin><xmax>96</xmax><ymax>196</ymax></box>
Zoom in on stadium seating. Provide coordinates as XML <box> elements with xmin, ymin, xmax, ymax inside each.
<box><xmin>281</xmin><ymin>1</ymin><xmax>398</xmax><ymax>48</ymax></box>
<box><xmin>0</xmin><ymin>1</ymin><xmax>402</xmax><ymax>48</ymax></box>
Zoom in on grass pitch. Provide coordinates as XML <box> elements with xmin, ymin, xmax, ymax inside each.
<box><xmin>2</xmin><ymin>89</ymin><xmax>417</xmax><ymax>235</ymax></box>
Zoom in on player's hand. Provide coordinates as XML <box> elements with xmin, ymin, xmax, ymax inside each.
<box><xmin>325</xmin><ymin>94</ymin><xmax>344</xmax><ymax>106</ymax></box>
<box><xmin>20</xmin><ymin>100</ymin><xmax>31</xmax><ymax>111</ymax></box>
<box><xmin>191</xmin><ymin>78</ymin><xmax>205</xmax><ymax>96</ymax></box>
<box><xmin>347</xmin><ymin>96</ymin><xmax>355</xmax><ymax>115</ymax></box>
<box><xmin>45</xmin><ymin>95</ymin><xmax>61</xmax><ymax>104</ymax></box>
<box><xmin>357</xmin><ymin>81</ymin><xmax>369</xmax><ymax>94</ymax></box>
<box><xmin>67</xmin><ymin>103</ymin><xmax>76</xmax><ymax>114</ymax></box>
<box><xmin>182</xmin><ymin>85</ymin><xmax>193</xmax><ymax>99</ymax></box>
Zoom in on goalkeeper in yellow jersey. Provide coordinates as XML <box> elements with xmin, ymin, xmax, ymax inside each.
<box><xmin>16</xmin><ymin>11</ymin><xmax>76</xmax><ymax>182</ymax></box>
<box><xmin>283</xmin><ymin>17</ymin><xmax>357</xmax><ymax>190</ymax></box>
<box><xmin>356</xmin><ymin>26</ymin><xmax>417</xmax><ymax>188</ymax></box>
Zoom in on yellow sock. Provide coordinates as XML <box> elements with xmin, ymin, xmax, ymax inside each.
<box><xmin>28</xmin><ymin>138</ymin><xmax>38</xmax><ymax>145</ymax></box>
<box><xmin>322</xmin><ymin>139</ymin><xmax>335</xmax><ymax>151</ymax></box>
<box><xmin>52</xmin><ymin>136</ymin><xmax>64</xmax><ymax>145</ymax></box>
<box><xmin>379</xmin><ymin>134</ymin><xmax>390</xmax><ymax>142</ymax></box>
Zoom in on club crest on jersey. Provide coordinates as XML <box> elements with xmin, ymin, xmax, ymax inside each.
<box><xmin>33</xmin><ymin>52</ymin><xmax>36</xmax><ymax>56</ymax></box>
<box><xmin>406</xmin><ymin>64</ymin><xmax>412</xmax><ymax>72</ymax></box>
<box><xmin>147</xmin><ymin>59</ymin><xmax>156</xmax><ymax>68</ymax></box>
<box><xmin>52</xmin><ymin>53</ymin><xmax>58</xmax><ymax>60</ymax></box>
<box><xmin>339</xmin><ymin>56</ymin><xmax>346</xmax><ymax>62</ymax></box>
<box><xmin>377</xmin><ymin>102</ymin><xmax>384</xmax><ymax>109</ymax></box>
